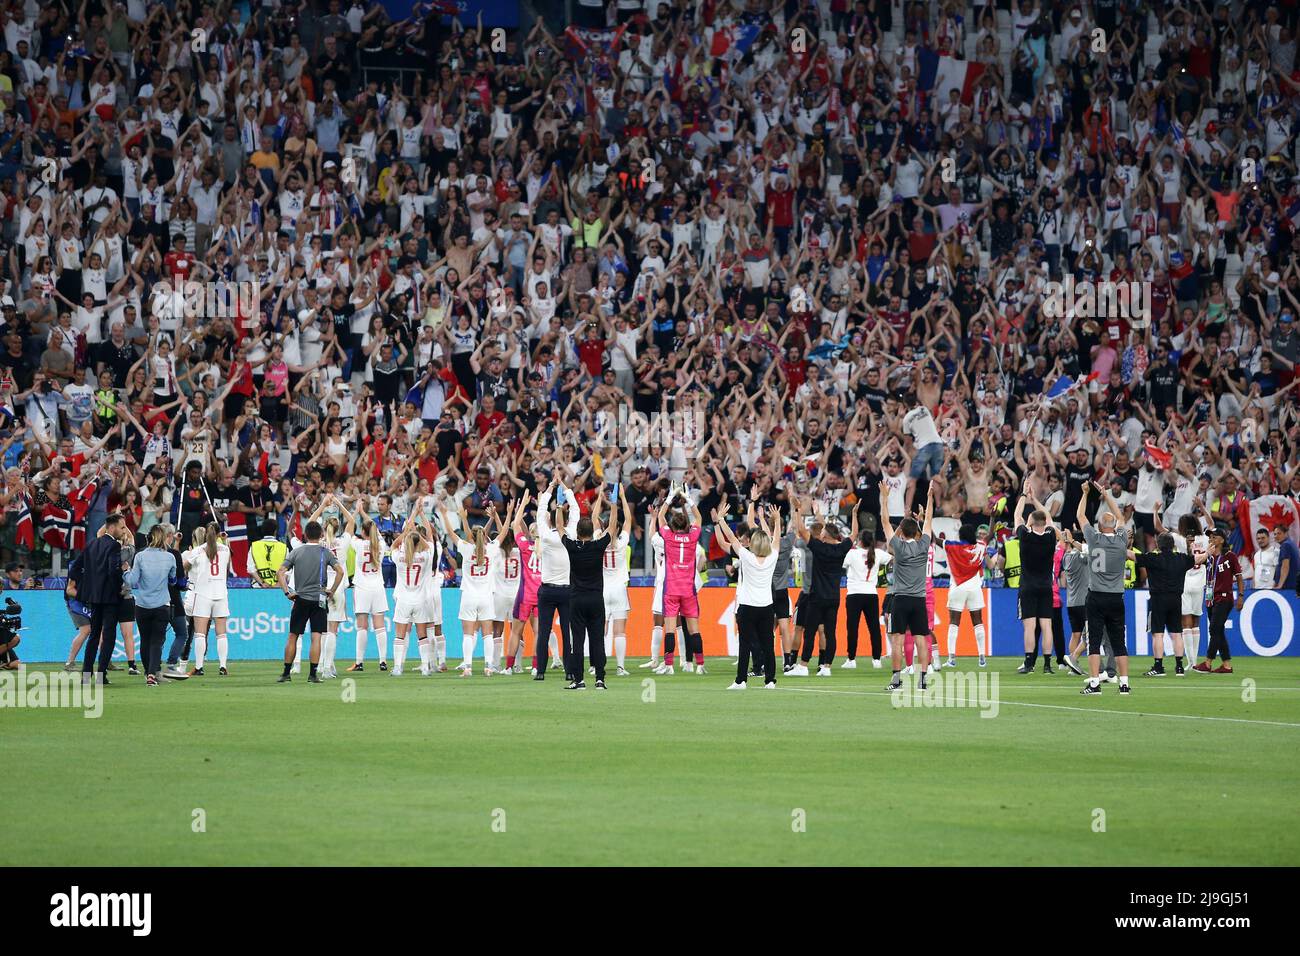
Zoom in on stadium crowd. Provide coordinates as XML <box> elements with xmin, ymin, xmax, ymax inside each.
<box><xmin>0</xmin><ymin>0</ymin><xmax>1297</xmax><ymax>615</ymax></box>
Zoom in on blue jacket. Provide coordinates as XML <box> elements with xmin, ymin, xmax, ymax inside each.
<box><xmin>125</xmin><ymin>548</ymin><xmax>176</xmax><ymax>610</ymax></box>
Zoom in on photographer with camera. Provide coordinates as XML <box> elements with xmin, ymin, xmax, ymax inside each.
<box><xmin>0</xmin><ymin>597</ymin><xmax>21</xmax><ymax>670</ymax></box>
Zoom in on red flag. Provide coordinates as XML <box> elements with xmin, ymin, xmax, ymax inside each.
<box><xmin>1236</xmin><ymin>494</ymin><xmax>1300</xmax><ymax>558</ymax></box>
<box><xmin>708</xmin><ymin>527</ymin><xmax>728</xmax><ymax>562</ymax></box>
<box><xmin>1143</xmin><ymin>443</ymin><xmax>1173</xmax><ymax>470</ymax></box>
<box><xmin>710</xmin><ymin>28</ymin><xmax>731</xmax><ymax>56</ymax></box>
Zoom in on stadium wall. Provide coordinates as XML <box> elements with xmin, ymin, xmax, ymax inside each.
<box><xmin>15</xmin><ymin>588</ymin><xmax>1300</xmax><ymax>661</ymax></box>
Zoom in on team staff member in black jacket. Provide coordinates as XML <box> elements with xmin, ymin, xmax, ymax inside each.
<box><xmin>1012</xmin><ymin>489</ymin><xmax>1061</xmax><ymax>674</ymax></box>
<box><xmin>791</xmin><ymin>499</ymin><xmax>856</xmax><ymax>676</ymax></box>
<box><xmin>80</xmin><ymin>514</ymin><xmax>128</xmax><ymax>684</ymax></box>
<box><xmin>561</xmin><ymin>484</ymin><xmax>619</xmax><ymax>691</ymax></box>
<box><xmin>1134</xmin><ymin>534</ymin><xmax>1208</xmax><ymax>677</ymax></box>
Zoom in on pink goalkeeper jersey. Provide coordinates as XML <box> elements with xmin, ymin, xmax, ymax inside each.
<box><xmin>516</xmin><ymin>533</ymin><xmax>542</xmax><ymax>605</ymax></box>
<box><xmin>659</xmin><ymin>526</ymin><xmax>701</xmax><ymax>596</ymax></box>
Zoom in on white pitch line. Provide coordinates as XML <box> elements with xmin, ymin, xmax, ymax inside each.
<box><xmin>779</xmin><ymin>686</ymin><xmax>1300</xmax><ymax>728</ymax></box>
<box><xmin>926</xmin><ymin>682</ymin><xmax>1300</xmax><ymax>692</ymax></box>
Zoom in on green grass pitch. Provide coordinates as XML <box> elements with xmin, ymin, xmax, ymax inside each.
<box><xmin>7</xmin><ymin>658</ymin><xmax>1300</xmax><ymax>866</ymax></box>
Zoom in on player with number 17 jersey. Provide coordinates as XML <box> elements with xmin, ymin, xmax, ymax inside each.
<box><xmin>394</xmin><ymin>545</ymin><xmax>433</xmax><ymax>624</ymax></box>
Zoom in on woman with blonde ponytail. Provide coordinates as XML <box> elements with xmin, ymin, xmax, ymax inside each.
<box><xmin>490</xmin><ymin>516</ymin><xmax>521</xmax><ymax>676</ymax></box>
<box><xmin>390</xmin><ymin>514</ymin><xmax>433</xmax><ymax>677</ymax></box>
<box><xmin>308</xmin><ymin>496</ymin><xmax>353</xmax><ymax>679</ymax></box>
<box><xmin>439</xmin><ymin>500</ymin><xmax>514</xmax><ymax>677</ymax></box>
<box><xmin>338</xmin><ymin>499</ymin><xmax>391</xmax><ymax>672</ymax></box>
<box><xmin>421</xmin><ymin>513</ymin><xmax>448</xmax><ymax>672</ymax></box>
<box><xmin>185</xmin><ymin>520</ymin><xmax>231</xmax><ymax>676</ymax></box>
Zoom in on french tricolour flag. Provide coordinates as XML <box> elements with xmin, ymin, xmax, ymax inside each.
<box><xmin>917</xmin><ymin>50</ymin><xmax>985</xmax><ymax>106</ymax></box>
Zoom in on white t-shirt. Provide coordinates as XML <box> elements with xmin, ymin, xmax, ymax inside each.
<box><xmin>881</xmin><ymin>473</ymin><xmax>907</xmax><ymax>516</ymax></box>
<box><xmin>1254</xmin><ymin>543</ymin><xmax>1279</xmax><ymax>588</ymax></box>
<box><xmin>843</xmin><ymin>546</ymin><xmax>888</xmax><ymax>594</ymax></box>
<box><xmin>735</xmin><ymin>546</ymin><xmax>776</xmax><ymax>606</ymax></box>
<box><xmin>1134</xmin><ymin>466</ymin><xmax>1165</xmax><ymax>513</ymax></box>
<box><xmin>903</xmin><ymin>406</ymin><xmax>943</xmax><ymax>449</ymax></box>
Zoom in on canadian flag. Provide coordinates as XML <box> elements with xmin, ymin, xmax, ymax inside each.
<box><xmin>1236</xmin><ymin>494</ymin><xmax>1300</xmax><ymax>558</ymax></box>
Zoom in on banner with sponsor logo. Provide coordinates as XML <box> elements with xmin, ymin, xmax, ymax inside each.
<box><xmin>13</xmin><ymin>588</ymin><xmax>1300</xmax><ymax>661</ymax></box>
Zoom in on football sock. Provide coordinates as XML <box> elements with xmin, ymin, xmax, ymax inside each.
<box><xmin>604</xmin><ymin>622</ymin><xmax>613</xmax><ymax>658</ymax></box>
<box><xmin>650</xmin><ymin>625</ymin><xmax>663</xmax><ymax>662</ymax></box>
<box><xmin>463</xmin><ymin>633</ymin><xmax>476</xmax><ymax>670</ymax></box>
<box><xmin>377</xmin><ymin>626</ymin><xmax>389</xmax><ymax>664</ymax></box>
<box><xmin>309</xmin><ymin>662</ymin><xmax>318</xmax><ymax>678</ymax></box>
<box><xmin>615</xmin><ymin>634</ymin><xmax>626</xmax><ymax>668</ymax></box>
<box><xmin>217</xmin><ymin>636</ymin><xmax>229</xmax><ymax>669</ymax></box>
<box><xmin>1175</xmin><ymin>656</ymin><xmax>1184</xmax><ymax>669</ymax></box>
<box><xmin>493</xmin><ymin>636</ymin><xmax>504</xmax><ymax>669</ymax></box>
<box><xmin>355</xmin><ymin>627</ymin><xmax>368</xmax><ymax>664</ymax></box>
<box><xmin>195</xmin><ymin>636</ymin><xmax>207</xmax><ymax>669</ymax></box>
<box><xmin>973</xmin><ymin>623</ymin><xmax>985</xmax><ymax>656</ymax></box>
<box><xmin>281</xmin><ymin>661</ymin><xmax>291</xmax><ymax>676</ymax></box>
<box><xmin>417</xmin><ymin>637</ymin><xmax>432</xmax><ymax>670</ymax></box>
<box><xmin>394</xmin><ymin>638</ymin><xmax>407</xmax><ymax>671</ymax></box>
<box><xmin>948</xmin><ymin>624</ymin><xmax>959</xmax><ymax>659</ymax></box>
<box><xmin>434</xmin><ymin>634</ymin><xmax>446</xmax><ymax>666</ymax></box>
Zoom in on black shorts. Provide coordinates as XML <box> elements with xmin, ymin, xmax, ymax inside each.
<box><xmin>1134</xmin><ymin>511</ymin><xmax>1157</xmax><ymax>536</ymax></box>
<box><xmin>1019</xmin><ymin>588</ymin><xmax>1054</xmax><ymax>620</ymax></box>
<box><xmin>289</xmin><ymin>596</ymin><xmax>328</xmax><ymax>635</ymax></box>
<box><xmin>1148</xmin><ymin>592</ymin><xmax>1183</xmax><ymax>637</ymax></box>
<box><xmin>1067</xmin><ymin>605</ymin><xmax>1087</xmax><ymax>634</ymax></box>
<box><xmin>771</xmin><ymin>587</ymin><xmax>791</xmax><ymax>620</ymax></box>
<box><xmin>794</xmin><ymin>592</ymin><xmax>810</xmax><ymax>628</ymax></box>
<box><xmin>118</xmin><ymin>598</ymin><xmax>136</xmax><ymax>623</ymax></box>
<box><xmin>888</xmin><ymin>594</ymin><xmax>929</xmax><ymax>636</ymax></box>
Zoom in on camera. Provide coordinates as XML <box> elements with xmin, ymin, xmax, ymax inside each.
<box><xmin>0</xmin><ymin>598</ymin><xmax>22</xmax><ymax>640</ymax></box>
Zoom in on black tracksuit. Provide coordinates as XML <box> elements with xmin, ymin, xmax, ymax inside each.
<box><xmin>562</xmin><ymin>535</ymin><xmax>609</xmax><ymax>682</ymax></box>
